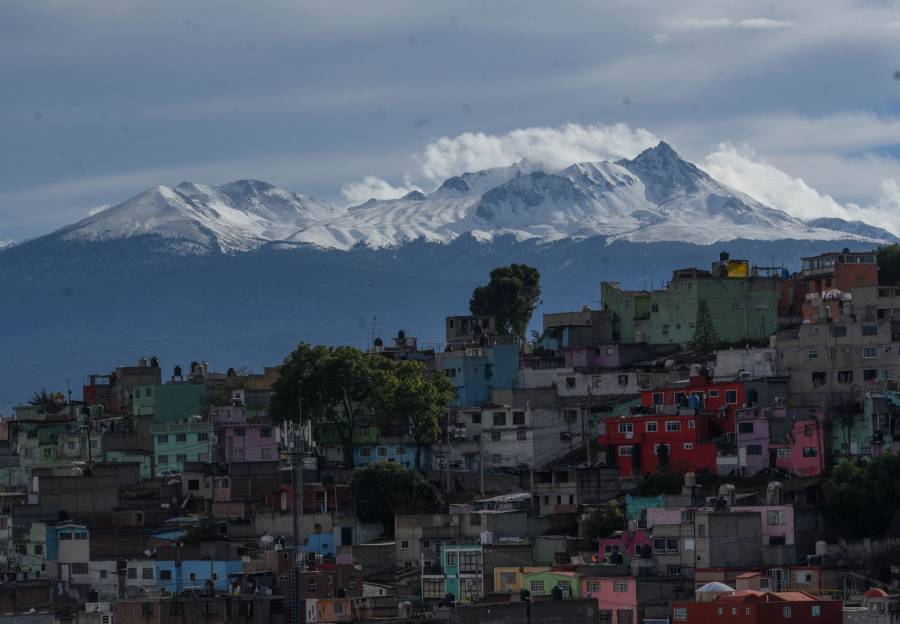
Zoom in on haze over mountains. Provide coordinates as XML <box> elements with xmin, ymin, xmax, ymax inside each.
<box><xmin>1</xmin><ymin>142</ymin><xmax>895</xmax><ymax>404</ymax></box>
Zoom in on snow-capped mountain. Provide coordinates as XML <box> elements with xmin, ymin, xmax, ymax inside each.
<box><xmin>55</xmin><ymin>179</ymin><xmax>342</xmax><ymax>253</ymax></box>
<box><xmin>17</xmin><ymin>142</ymin><xmax>898</xmax><ymax>255</ymax></box>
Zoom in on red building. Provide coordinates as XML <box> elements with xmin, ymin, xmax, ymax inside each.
<box><xmin>641</xmin><ymin>374</ymin><xmax>746</xmax><ymax>435</ymax></box>
<box><xmin>672</xmin><ymin>590</ymin><xmax>842</xmax><ymax>624</ymax></box>
<box><xmin>598</xmin><ymin>408</ymin><xmax>718</xmax><ymax>477</ymax></box>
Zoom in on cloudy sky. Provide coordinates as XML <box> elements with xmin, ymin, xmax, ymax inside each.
<box><xmin>2</xmin><ymin>0</ymin><xmax>900</xmax><ymax>243</ymax></box>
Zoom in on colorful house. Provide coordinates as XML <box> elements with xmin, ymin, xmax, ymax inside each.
<box><xmin>493</xmin><ymin>566</ymin><xmax>550</xmax><ymax>593</ymax></box>
<box><xmin>354</xmin><ymin>442</ymin><xmax>430</xmax><ymax>470</ymax></box>
<box><xmin>155</xmin><ymin>560</ymin><xmax>243</xmax><ymax>593</ymax></box>
<box><xmin>104</xmin><ymin>449</ymin><xmax>153</xmax><ymax>479</ymax></box>
<box><xmin>597</xmin><ymin>530</ymin><xmax>652</xmax><ymax>561</ymax></box>
<box><xmin>523</xmin><ymin>570</ymin><xmax>583</xmax><ymax>599</ymax></box>
<box><xmin>46</xmin><ymin>522</ymin><xmax>91</xmax><ymax>587</ymax></box>
<box><xmin>440</xmin><ymin>344</ymin><xmax>518</xmax><ymax>407</ymax></box>
<box><xmin>672</xmin><ymin>589</ymin><xmax>842</xmax><ymax>624</ymax></box>
<box><xmin>736</xmin><ymin>407</ymin><xmax>826</xmax><ymax>478</ymax></box>
<box><xmin>151</xmin><ymin>421</ymin><xmax>215</xmax><ymax>476</ymax></box>
<box><xmin>598</xmin><ymin>409</ymin><xmax>718</xmax><ymax>477</ymax></box>
<box><xmin>641</xmin><ymin>374</ymin><xmax>747</xmax><ymax>435</ymax></box>
<box><xmin>133</xmin><ymin>383</ymin><xmax>207</xmax><ymax>424</ymax></box>
<box><xmin>582</xmin><ymin>576</ymin><xmax>637</xmax><ymax>623</ymax></box>
<box><xmin>218</xmin><ymin>422</ymin><xmax>277</xmax><ymax>463</ymax></box>
<box><xmin>422</xmin><ymin>543</ymin><xmax>483</xmax><ymax>603</ymax></box>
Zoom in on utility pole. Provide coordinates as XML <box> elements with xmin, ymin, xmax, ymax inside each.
<box><xmin>445</xmin><ymin>408</ymin><xmax>451</xmax><ymax>495</ymax></box>
<box><xmin>291</xmin><ymin>397</ymin><xmax>305</xmax><ymax>624</ymax></box>
<box><xmin>479</xmin><ymin>432</ymin><xmax>484</xmax><ymax>496</ymax></box>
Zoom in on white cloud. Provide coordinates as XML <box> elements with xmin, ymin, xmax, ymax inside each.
<box><xmin>674</xmin><ymin>17</ymin><xmax>795</xmax><ymax>30</ymax></box>
<box><xmin>702</xmin><ymin>142</ymin><xmax>900</xmax><ymax>235</ymax></box>
<box><xmin>417</xmin><ymin>122</ymin><xmax>659</xmax><ymax>183</ymax></box>
<box><xmin>653</xmin><ymin>33</ymin><xmax>670</xmax><ymax>44</ymax></box>
<box><xmin>341</xmin><ymin>176</ymin><xmax>421</xmax><ymax>206</ymax></box>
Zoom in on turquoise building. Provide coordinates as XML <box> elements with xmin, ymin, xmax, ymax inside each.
<box><xmin>442</xmin><ymin>344</ymin><xmax>518</xmax><ymax>407</ymax></box>
<box><xmin>133</xmin><ymin>383</ymin><xmax>207</xmax><ymax>424</ymax></box>
<box><xmin>423</xmin><ymin>543</ymin><xmax>483</xmax><ymax>603</ymax></box>
<box><xmin>150</xmin><ymin>421</ymin><xmax>215</xmax><ymax>476</ymax></box>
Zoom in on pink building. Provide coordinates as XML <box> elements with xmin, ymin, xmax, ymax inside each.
<box><xmin>772</xmin><ymin>416</ymin><xmax>825</xmax><ymax>478</ymax></box>
<box><xmin>597</xmin><ymin>530</ymin><xmax>652</xmax><ymax>561</ymax></box>
<box><xmin>647</xmin><ymin>504</ymin><xmax>795</xmax><ymax>547</ymax></box>
<box><xmin>219</xmin><ymin>422</ymin><xmax>278</xmax><ymax>463</ymax></box>
<box><xmin>582</xmin><ymin>576</ymin><xmax>637</xmax><ymax>623</ymax></box>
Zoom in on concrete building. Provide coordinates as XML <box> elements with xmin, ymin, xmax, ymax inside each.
<box><xmin>133</xmin><ymin>383</ymin><xmax>207</xmax><ymax>424</ymax></box>
<box><xmin>672</xmin><ymin>589</ymin><xmax>842</xmax><ymax>624</ymax></box>
<box><xmin>422</xmin><ymin>543</ymin><xmax>484</xmax><ymax>603</ymax></box>
<box><xmin>151</xmin><ymin>421</ymin><xmax>215</xmax><ymax>476</ymax></box>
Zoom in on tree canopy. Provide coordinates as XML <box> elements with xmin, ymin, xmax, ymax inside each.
<box><xmin>692</xmin><ymin>300</ymin><xmax>719</xmax><ymax>353</ymax></box>
<box><xmin>350</xmin><ymin>462</ymin><xmax>442</xmax><ymax>531</ymax></box>
<box><xmin>823</xmin><ymin>453</ymin><xmax>900</xmax><ymax>539</ymax></box>
<box><xmin>469</xmin><ymin>264</ymin><xmax>541</xmax><ymax>339</ymax></box>
<box><xmin>582</xmin><ymin>501</ymin><xmax>624</xmax><ymax>550</ymax></box>
<box><xmin>369</xmin><ymin>360</ymin><xmax>456</xmax><ymax>470</ymax></box>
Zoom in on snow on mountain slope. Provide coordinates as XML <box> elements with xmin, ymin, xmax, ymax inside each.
<box><xmin>29</xmin><ymin>142</ymin><xmax>895</xmax><ymax>254</ymax></box>
<box><xmin>56</xmin><ymin>180</ymin><xmax>343</xmax><ymax>253</ymax></box>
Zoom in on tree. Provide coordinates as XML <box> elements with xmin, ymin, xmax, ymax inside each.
<box><xmin>692</xmin><ymin>300</ymin><xmax>719</xmax><ymax>353</ymax></box>
<box><xmin>270</xmin><ymin>344</ymin><xmax>386</xmax><ymax>467</ymax></box>
<box><xmin>370</xmin><ymin>360</ymin><xmax>456</xmax><ymax>471</ymax></box>
<box><xmin>469</xmin><ymin>264</ymin><xmax>542</xmax><ymax>340</ymax></box>
<box><xmin>28</xmin><ymin>388</ymin><xmax>64</xmax><ymax>414</ymax></box>
<box><xmin>350</xmin><ymin>463</ymin><xmax>442</xmax><ymax>532</ymax></box>
<box><xmin>823</xmin><ymin>453</ymin><xmax>900</xmax><ymax>539</ymax></box>
<box><xmin>582</xmin><ymin>501</ymin><xmax>624</xmax><ymax>550</ymax></box>
<box><xmin>877</xmin><ymin>244</ymin><xmax>900</xmax><ymax>286</ymax></box>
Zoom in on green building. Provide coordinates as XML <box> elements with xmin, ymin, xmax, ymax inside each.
<box><xmin>132</xmin><ymin>383</ymin><xmax>207</xmax><ymax>424</ymax></box>
<box><xmin>150</xmin><ymin>421</ymin><xmax>215</xmax><ymax>476</ymax></box>
<box><xmin>104</xmin><ymin>449</ymin><xmax>153</xmax><ymax>480</ymax></box>
<box><xmin>423</xmin><ymin>543</ymin><xmax>483</xmax><ymax>604</ymax></box>
<box><xmin>523</xmin><ymin>569</ymin><xmax>583</xmax><ymax>598</ymax></box>
<box><xmin>602</xmin><ymin>259</ymin><xmax>779</xmax><ymax>346</ymax></box>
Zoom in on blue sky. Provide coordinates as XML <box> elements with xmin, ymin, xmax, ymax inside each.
<box><xmin>3</xmin><ymin>0</ymin><xmax>900</xmax><ymax>243</ymax></box>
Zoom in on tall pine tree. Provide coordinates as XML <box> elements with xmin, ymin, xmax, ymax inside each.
<box><xmin>692</xmin><ymin>300</ymin><xmax>719</xmax><ymax>353</ymax></box>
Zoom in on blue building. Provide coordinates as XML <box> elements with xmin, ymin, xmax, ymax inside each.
<box><xmin>354</xmin><ymin>443</ymin><xmax>431</xmax><ymax>470</ymax></box>
<box><xmin>155</xmin><ymin>560</ymin><xmax>243</xmax><ymax>593</ymax></box>
<box><xmin>442</xmin><ymin>344</ymin><xmax>518</xmax><ymax>407</ymax></box>
<box><xmin>303</xmin><ymin>532</ymin><xmax>335</xmax><ymax>558</ymax></box>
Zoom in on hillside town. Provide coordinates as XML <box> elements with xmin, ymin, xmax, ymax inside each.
<box><xmin>4</xmin><ymin>248</ymin><xmax>900</xmax><ymax>624</ymax></box>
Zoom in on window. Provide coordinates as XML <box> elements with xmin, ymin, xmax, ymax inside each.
<box><xmin>176</xmin><ymin>433</ymin><xmax>187</xmax><ymax>443</ymax></box>
<box><xmin>654</xmin><ymin>443</ymin><xmax>670</xmax><ymax>455</ymax></box>
<box><xmin>864</xmin><ymin>369</ymin><xmax>878</xmax><ymax>381</ymax></box>
<box><xmin>491</xmin><ymin>431</ymin><xmax>501</xmax><ymax>441</ymax></box>
<box><xmin>653</xmin><ymin>538</ymin><xmax>679</xmax><ymax>554</ymax></box>
<box><xmin>157</xmin><ymin>455</ymin><xmax>168</xmax><ymax>465</ymax></box>
<box><xmin>767</xmin><ymin>510</ymin><xmax>786</xmax><ymax>525</ymax></box>
<box><xmin>458</xmin><ymin>551</ymin><xmax>480</xmax><ymax>573</ymax></box>
<box><xmin>66</xmin><ymin>440</ymin><xmax>77</xmax><ymax>450</ymax></box>
<box><xmin>724</xmin><ymin>390</ymin><xmax>737</xmax><ymax>404</ymax></box>
<box><xmin>135</xmin><ymin>389</ymin><xmax>141</xmax><ymax>399</ymax></box>
<box><xmin>812</xmin><ymin>371</ymin><xmax>826</xmax><ymax>386</ymax></box>
<box><xmin>618</xmin><ymin>374</ymin><xmax>629</xmax><ymax>386</ymax></box>
<box><xmin>746</xmin><ymin>445</ymin><xmax>762</xmax><ymax>456</ymax></box>
<box><xmin>863</xmin><ymin>324</ymin><xmax>878</xmax><ymax>336</ymax></box>
<box><xmin>613</xmin><ymin>581</ymin><xmax>628</xmax><ymax>592</ymax></box>
<box><xmin>746</xmin><ymin>608</ymin><xmax>752</xmax><ymax>615</ymax></box>
<box><xmin>142</xmin><ymin>567</ymin><xmax>154</xmax><ymax>580</ymax></box>
<box><xmin>783</xmin><ymin>606</ymin><xmax>792</xmax><ymax>618</ymax></box>
<box><xmin>397</xmin><ymin>447</ymin><xmax>407</xmax><ymax>455</ymax></box>
<box><xmin>307</xmin><ymin>580</ymin><xmax>317</xmax><ymax>591</ymax></box>
<box><xmin>618</xmin><ymin>423</ymin><xmax>633</xmax><ymax>434</ymax></box>
<box><xmin>157</xmin><ymin>435</ymin><xmax>168</xmax><ymax>444</ymax></box>
<box><xmin>618</xmin><ymin>446</ymin><xmax>632</xmax><ymax>456</ymax></box>
<box><xmin>234</xmin><ymin>428</ymin><xmax>245</xmax><ymax>437</ymax></box>
<box><xmin>188</xmin><ymin>479</ymin><xmax>200</xmax><ymax>491</ymax></box>
<box><xmin>776</xmin><ymin>447</ymin><xmax>790</xmax><ymax>458</ymax></box>
<box><xmin>189</xmin><ymin>572</ymin><xmax>197</xmax><ymax>582</ymax></box>
<box><xmin>34</xmin><ymin>544</ymin><xmax>43</xmax><ymax>555</ymax></box>
<box><xmin>696</xmin><ymin>524</ymin><xmax>705</xmax><ymax>537</ymax></box>
<box><xmin>513</xmin><ymin>411</ymin><xmax>525</xmax><ymax>425</ymax></box>
<box><xmin>360</xmin><ymin>447</ymin><xmax>371</xmax><ymax>457</ymax></box>
<box><xmin>176</xmin><ymin>454</ymin><xmax>187</xmax><ymax>463</ymax></box>
<box><xmin>333</xmin><ymin>602</ymin><xmax>344</xmax><ymax>614</ymax></box>
<box><xmin>160</xmin><ymin>569</ymin><xmax>172</xmax><ymax>580</ymax></box>
<box><xmin>493</xmin><ymin>412</ymin><xmax>506</xmax><ymax>426</ymax></box>
<box><xmin>565</xmin><ymin>377</ymin><xmax>576</xmax><ymax>389</ymax></box>
<box><xmin>423</xmin><ymin>578</ymin><xmax>444</xmax><ymax>599</ymax></box>
<box><xmin>688</xmin><ymin>420</ymin><xmax>696</xmax><ymax>429</ymax></box>
<box><xmin>470</xmin><ymin>514</ymin><xmax>482</xmax><ymax>527</ymax></box>
<box><xmin>400</xmin><ymin>540</ymin><xmax>409</xmax><ymax>549</ymax></box>
<box><xmin>838</xmin><ymin>370</ymin><xmax>853</xmax><ymax>383</ymax></box>
<box><xmin>517</xmin><ymin>430</ymin><xmax>527</xmax><ymax>441</ymax></box>
<box><xmin>491</xmin><ymin>454</ymin><xmax>501</xmax><ymax>464</ymax></box>
<box><xmin>261</xmin><ymin>448</ymin><xmax>271</xmax><ymax>459</ymax></box>
<box><xmin>864</xmin><ymin>346</ymin><xmax>879</xmax><ymax>359</ymax></box>
<box><xmin>557</xmin><ymin>580</ymin><xmax>572</xmax><ymax>595</ymax></box>
<box><xmin>127</xmin><ymin>568</ymin><xmax>137</xmax><ymax>579</ymax></box>
<box><xmin>738</xmin><ymin>422</ymin><xmax>754</xmax><ymax>433</ymax></box>
<box><xmin>99</xmin><ymin>569</ymin><xmax>107</xmax><ymax>578</ymax></box>
<box><xmin>811</xmin><ymin>605</ymin><xmax>821</xmax><ymax>618</ymax></box>
<box><xmin>683</xmin><ymin>442</ymin><xmax>693</xmax><ymax>450</ymax></box>
<box><xmin>587</xmin><ymin>580</ymin><xmax>602</xmax><ymax>592</ymax></box>
<box><xmin>530</xmin><ymin>580</ymin><xmax>545</xmax><ymax>593</ymax></box>
<box><xmin>803</xmin><ymin>447</ymin><xmax>818</xmax><ymax>457</ymax></box>
<box><xmin>71</xmin><ymin>562</ymin><xmax>88</xmax><ymax>575</ymax></box>
<box><xmin>673</xmin><ymin>608</ymin><xmax>687</xmax><ymax>621</ymax></box>
<box><xmin>59</xmin><ymin>531</ymin><xmax>72</xmax><ymax>541</ymax></box>
<box><xmin>645</xmin><ymin>421</ymin><xmax>658</xmax><ymax>432</ymax></box>
<box><xmin>471</xmin><ymin>413</ymin><xmax>481</xmax><ymax>424</ymax></box>
<box><xmin>377</xmin><ymin>447</ymin><xmax>387</xmax><ymax>456</ymax></box>
<box><xmin>807</xmin><ymin>350</ymin><xmax>818</xmax><ymax>360</ymax></box>
<box><xmin>707</xmin><ymin>389</ymin><xmax>719</xmax><ymax>398</ymax></box>
<box><xmin>652</xmin><ymin>392</ymin><xmax>664</xmax><ymax>406</ymax></box>
<box><xmin>665</xmin><ymin>421</ymin><xmax>680</xmax><ymax>432</ymax></box>
<box><xmin>197</xmin><ymin>432</ymin><xmax>208</xmax><ymax>441</ymax></box>
<box><xmin>832</xmin><ymin>325</ymin><xmax>848</xmax><ymax>337</ymax></box>
<box><xmin>142</xmin><ymin>603</ymin><xmax>153</xmax><ymax>617</ymax></box>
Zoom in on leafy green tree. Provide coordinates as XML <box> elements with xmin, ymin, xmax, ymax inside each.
<box><xmin>350</xmin><ymin>462</ymin><xmax>442</xmax><ymax>532</ymax></box>
<box><xmin>469</xmin><ymin>264</ymin><xmax>542</xmax><ymax>340</ymax></box>
<box><xmin>692</xmin><ymin>300</ymin><xmax>719</xmax><ymax>353</ymax></box>
<box><xmin>28</xmin><ymin>388</ymin><xmax>64</xmax><ymax>414</ymax></box>
<box><xmin>583</xmin><ymin>501</ymin><xmax>624</xmax><ymax>550</ymax></box>
<box><xmin>370</xmin><ymin>360</ymin><xmax>456</xmax><ymax>471</ymax></box>
<box><xmin>270</xmin><ymin>344</ymin><xmax>387</xmax><ymax>467</ymax></box>
<box><xmin>877</xmin><ymin>244</ymin><xmax>900</xmax><ymax>286</ymax></box>
<box><xmin>823</xmin><ymin>453</ymin><xmax>900</xmax><ymax>539</ymax></box>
